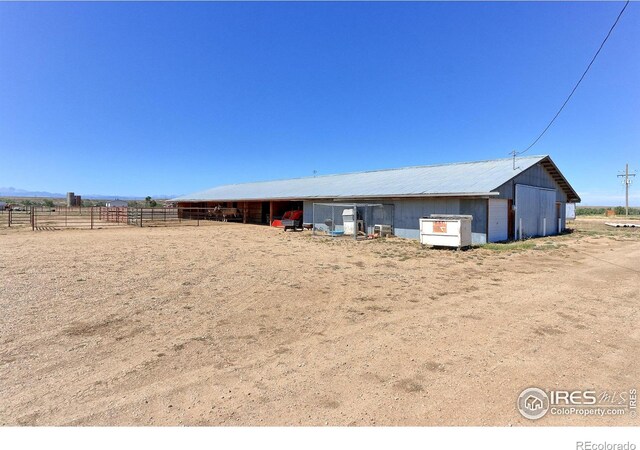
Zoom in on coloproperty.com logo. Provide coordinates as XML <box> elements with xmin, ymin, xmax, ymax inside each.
<box><xmin>517</xmin><ymin>387</ymin><xmax>637</xmax><ymax>420</ymax></box>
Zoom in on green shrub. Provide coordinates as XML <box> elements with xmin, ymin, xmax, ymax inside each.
<box><xmin>577</xmin><ymin>206</ymin><xmax>640</xmax><ymax>216</ymax></box>
<box><xmin>576</xmin><ymin>207</ymin><xmax>606</xmax><ymax>216</ymax></box>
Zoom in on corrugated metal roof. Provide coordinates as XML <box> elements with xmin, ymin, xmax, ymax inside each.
<box><xmin>174</xmin><ymin>155</ymin><xmax>559</xmax><ymax>201</ymax></box>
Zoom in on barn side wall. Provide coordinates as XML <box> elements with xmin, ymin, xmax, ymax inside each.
<box><xmin>304</xmin><ymin>197</ymin><xmax>489</xmax><ymax>244</ymax></box>
<box><xmin>494</xmin><ymin>162</ymin><xmax>569</xmax><ymax>233</ymax></box>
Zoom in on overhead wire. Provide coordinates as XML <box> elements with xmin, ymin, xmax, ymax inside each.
<box><xmin>516</xmin><ymin>0</ymin><xmax>630</xmax><ymax>156</ymax></box>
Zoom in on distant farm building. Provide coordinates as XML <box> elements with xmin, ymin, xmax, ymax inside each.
<box><xmin>66</xmin><ymin>192</ymin><xmax>82</xmax><ymax>207</ymax></box>
<box><xmin>105</xmin><ymin>199</ymin><xmax>128</xmax><ymax>208</ymax></box>
<box><xmin>174</xmin><ymin>155</ymin><xmax>580</xmax><ymax>243</ymax></box>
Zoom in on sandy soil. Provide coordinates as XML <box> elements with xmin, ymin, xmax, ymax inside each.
<box><xmin>0</xmin><ymin>219</ymin><xmax>638</xmax><ymax>426</ymax></box>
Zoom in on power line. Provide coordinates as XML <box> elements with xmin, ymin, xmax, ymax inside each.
<box><xmin>518</xmin><ymin>0</ymin><xmax>630</xmax><ymax>156</ymax></box>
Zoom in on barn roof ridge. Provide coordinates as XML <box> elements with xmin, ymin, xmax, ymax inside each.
<box><xmin>173</xmin><ymin>154</ymin><xmax>579</xmax><ymax>202</ymax></box>
<box><xmin>202</xmin><ymin>155</ymin><xmax>549</xmax><ymax>187</ymax></box>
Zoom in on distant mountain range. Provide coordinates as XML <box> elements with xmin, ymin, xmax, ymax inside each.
<box><xmin>0</xmin><ymin>187</ymin><xmax>179</xmax><ymax>200</ymax></box>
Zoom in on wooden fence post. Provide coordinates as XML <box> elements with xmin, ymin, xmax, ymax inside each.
<box><xmin>90</xmin><ymin>207</ymin><xmax>94</xmax><ymax>229</ymax></box>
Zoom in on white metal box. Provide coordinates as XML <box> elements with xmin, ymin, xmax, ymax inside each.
<box><xmin>373</xmin><ymin>224</ymin><xmax>392</xmax><ymax>237</ymax></box>
<box><xmin>342</xmin><ymin>208</ymin><xmax>363</xmax><ymax>235</ymax></box>
<box><xmin>419</xmin><ymin>214</ymin><xmax>473</xmax><ymax>248</ymax></box>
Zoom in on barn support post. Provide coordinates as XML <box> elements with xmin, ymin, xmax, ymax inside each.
<box><xmin>331</xmin><ymin>206</ymin><xmax>334</xmax><ymax>234</ymax></box>
<box><xmin>485</xmin><ymin>199</ymin><xmax>490</xmax><ymax>242</ymax></box>
<box><xmin>558</xmin><ymin>217</ymin><xmax>562</xmax><ymax>234</ymax></box>
<box><xmin>353</xmin><ymin>203</ymin><xmax>357</xmax><ymax>241</ymax></box>
<box><xmin>542</xmin><ymin>218</ymin><xmax>546</xmax><ymax>236</ymax></box>
<box><xmin>269</xmin><ymin>201</ymin><xmax>274</xmax><ymax>226</ymax></box>
<box><xmin>243</xmin><ymin>202</ymin><xmax>248</xmax><ymax>224</ymax></box>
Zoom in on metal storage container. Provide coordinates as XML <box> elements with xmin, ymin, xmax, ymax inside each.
<box><xmin>342</xmin><ymin>208</ymin><xmax>363</xmax><ymax>235</ymax></box>
<box><xmin>419</xmin><ymin>214</ymin><xmax>473</xmax><ymax>248</ymax></box>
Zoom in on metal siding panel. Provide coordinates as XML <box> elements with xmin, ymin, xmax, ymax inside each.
<box><xmin>459</xmin><ymin>198</ymin><xmax>487</xmax><ymax>235</ymax></box>
<box><xmin>394</xmin><ymin>199</ymin><xmax>439</xmax><ymax>240</ymax></box>
<box><xmin>494</xmin><ymin>180</ymin><xmax>514</xmax><ymax>199</ymax></box>
<box><xmin>495</xmin><ymin>162</ymin><xmax>570</xmax><ymax>203</ymax></box>
<box><xmin>303</xmin><ymin>201</ymin><xmax>314</xmax><ymax>224</ymax></box>
<box><xmin>390</xmin><ymin>197</ymin><xmax>487</xmax><ymax>240</ymax></box>
<box><xmin>540</xmin><ymin>190</ymin><xmax>557</xmax><ymax>235</ymax></box>
<box><xmin>515</xmin><ymin>185</ymin><xmax>557</xmax><ymax>238</ymax></box>
<box><xmin>395</xmin><ymin>228</ymin><xmax>421</xmax><ymax>239</ymax></box>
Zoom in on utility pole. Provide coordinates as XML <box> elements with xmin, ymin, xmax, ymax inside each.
<box><xmin>617</xmin><ymin>163</ymin><xmax>636</xmax><ymax>216</ymax></box>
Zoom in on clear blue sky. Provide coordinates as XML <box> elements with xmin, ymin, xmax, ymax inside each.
<box><xmin>0</xmin><ymin>2</ymin><xmax>638</xmax><ymax>204</ymax></box>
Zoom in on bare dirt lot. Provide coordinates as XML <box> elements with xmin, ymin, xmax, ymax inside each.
<box><xmin>1</xmin><ymin>218</ymin><xmax>638</xmax><ymax>426</ymax></box>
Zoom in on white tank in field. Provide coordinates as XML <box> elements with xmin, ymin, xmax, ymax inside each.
<box><xmin>419</xmin><ymin>214</ymin><xmax>473</xmax><ymax>248</ymax></box>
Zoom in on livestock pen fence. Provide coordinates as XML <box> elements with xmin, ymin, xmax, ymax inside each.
<box><xmin>0</xmin><ymin>206</ymin><xmax>234</xmax><ymax>231</ymax></box>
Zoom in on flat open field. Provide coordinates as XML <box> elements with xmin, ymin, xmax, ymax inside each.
<box><xmin>1</xmin><ymin>218</ymin><xmax>638</xmax><ymax>426</ymax></box>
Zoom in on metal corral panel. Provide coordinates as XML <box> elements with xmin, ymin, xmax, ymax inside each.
<box><xmin>515</xmin><ymin>184</ymin><xmax>557</xmax><ymax>238</ymax></box>
<box><xmin>488</xmin><ymin>199</ymin><xmax>508</xmax><ymax>242</ymax></box>
<box><xmin>174</xmin><ymin>156</ymin><xmax>551</xmax><ymax>201</ymax></box>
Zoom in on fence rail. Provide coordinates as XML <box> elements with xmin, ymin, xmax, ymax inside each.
<box><xmin>0</xmin><ymin>207</ymin><xmax>229</xmax><ymax>230</ymax></box>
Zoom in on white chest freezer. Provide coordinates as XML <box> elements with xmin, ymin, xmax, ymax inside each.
<box><xmin>419</xmin><ymin>214</ymin><xmax>473</xmax><ymax>248</ymax></box>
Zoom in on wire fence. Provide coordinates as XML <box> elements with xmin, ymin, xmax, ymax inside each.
<box><xmin>0</xmin><ymin>207</ymin><xmax>238</xmax><ymax>231</ymax></box>
<box><xmin>311</xmin><ymin>203</ymin><xmax>394</xmax><ymax>240</ymax></box>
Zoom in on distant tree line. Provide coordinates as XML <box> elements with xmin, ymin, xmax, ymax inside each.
<box><xmin>0</xmin><ymin>197</ymin><xmax>163</xmax><ymax>208</ymax></box>
<box><xmin>577</xmin><ymin>206</ymin><xmax>640</xmax><ymax>216</ymax></box>
<box><xmin>127</xmin><ymin>197</ymin><xmax>159</xmax><ymax>208</ymax></box>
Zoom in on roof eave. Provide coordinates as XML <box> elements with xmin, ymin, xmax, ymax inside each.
<box><xmin>174</xmin><ymin>192</ymin><xmax>499</xmax><ymax>202</ymax></box>
<box><xmin>538</xmin><ymin>156</ymin><xmax>582</xmax><ymax>203</ymax></box>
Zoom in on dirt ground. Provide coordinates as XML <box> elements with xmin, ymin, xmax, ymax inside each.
<box><xmin>0</xmin><ymin>218</ymin><xmax>638</xmax><ymax>426</ymax></box>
